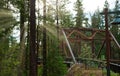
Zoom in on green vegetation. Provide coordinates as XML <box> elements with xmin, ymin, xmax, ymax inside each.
<box><xmin>47</xmin><ymin>46</ymin><xmax>67</xmax><ymax>76</ymax></box>
<box><xmin>74</xmin><ymin>0</ymin><xmax>84</xmax><ymax>27</ymax></box>
<box><xmin>0</xmin><ymin>0</ymin><xmax>120</xmax><ymax>76</ymax></box>
<box><xmin>46</xmin><ymin>32</ymin><xmax>67</xmax><ymax>76</ymax></box>
<box><xmin>102</xmin><ymin>69</ymin><xmax>120</xmax><ymax>76</ymax></box>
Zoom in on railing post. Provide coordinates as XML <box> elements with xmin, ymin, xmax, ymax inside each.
<box><xmin>104</xmin><ymin>8</ymin><xmax>111</xmax><ymax>76</ymax></box>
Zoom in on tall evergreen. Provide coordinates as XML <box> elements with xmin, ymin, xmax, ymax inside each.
<box><xmin>46</xmin><ymin>36</ymin><xmax>67</xmax><ymax>76</ymax></box>
<box><xmin>91</xmin><ymin>9</ymin><xmax>104</xmax><ymax>29</ymax></box>
<box><xmin>74</xmin><ymin>0</ymin><xmax>84</xmax><ymax>27</ymax></box>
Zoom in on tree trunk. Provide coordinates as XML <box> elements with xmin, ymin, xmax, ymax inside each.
<box><xmin>42</xmin><ymin>0</ymin><xmax>47</xmax><ymax>76</ymax></box>
<box><xmin>18</xmin><ymin>1</ymin><xmax>26</xmax><ymax>76</ymax></box>
<box><xmin>29</xmin><ymin>0</ymin><xmax>37</xmax><ymax>75</ymax></box>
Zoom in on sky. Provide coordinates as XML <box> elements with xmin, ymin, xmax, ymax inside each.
<box><xmin>83</xmin><ymin>0</ymin><xmax>115</xmax><ymax>13</ymax></box>
<box><xmin>68</xmin><ymin>0</ymin><xmax>116</xmax><ymax>14</ymax></box>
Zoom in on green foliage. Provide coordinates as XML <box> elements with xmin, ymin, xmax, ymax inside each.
<box><xmin>0</xmin><ymin>9</ymin><xmax>16</xmax><ymax>35</ymax></box>
<box><xmin>60</xmin><ymin>12</ymin><xmax>74</xmax><ymax>27</ymax></box>
<box><xmin>91</xmin><ymin>9</ymin><xmax>104</xmax><ymax>29</ymax></box>
<box><xmin>74</xmin><ymin>0</ymin><xmax>84</xmax><ymax>27</ymax></box>
<box><xmin>38</xmin><ymin>66</ymin><xmax>43</xmax><ymax>76</ymax></box>
<box><xmin>0</xmin><ymin>4</ymin><xmax>18</xmax><ymax>76</ymax></box>
<box><xmin>46</xmin><ymin>35</ymin><xmax>67</xmax><ymax>76</ymax></box>
<box><xmin>80</xmin><ymin>43</ymin><xmax>92</xmax><ymax>58</ymax></box>
<box><xmin>110</xmin><ymin>0</ymin><xmax>120</xmax><ymax>60</ymax></box>
<box><xmin>102</xmin><ymin>69</ymin><xmax>120</xmax><ymax>76</ymax></box>
<box><xmin>9</xmin><ymin>0</ymin><xmax>25</xmax><ymax>9</ymax></box>
<box><xmin>0</xmin><ymin>7</ymin><xmax>17</xmax><ymax>76</ymax></box>
<box><xmin>0</xmin><ymin>0</ymin><xmax>9</xmax><ymax>8</ymax></box>
<box><xmin>0</xmin><ymin>0</ymin><xmax>120</xmax><ymax>76</ymax></box>
<box><xmin>47</xmin><ymin>50</ymin><xmax>67</xmax><ymax>76</ymax></box>
<box><xmin>0</xmin><ymin>35</ymin><xmax>20</xmax><ymax>76</ymax></box>
<box><xmin>46</xmin><ymin>5</ymin><xmax>55</xmax><ymax>25</ymax></box>
<box><xmin>45</xmin><ymin>0</ymin><xmax>73</xmax><ymax>27</ymax></box>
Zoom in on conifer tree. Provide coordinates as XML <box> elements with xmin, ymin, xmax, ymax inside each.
<box><xmin>74</xmin><ymin>0</ymin><xmax>84</xmax><ymax>27</ymax></box>
<box><xmin>47</xmin><ymin>50</ymin><xmax>67</xmax><ymax>76</ymax></box>
<box><xmin>47</xmin><ymin>37</ymin><xmax>67</xmax><ymax>76</ymax></box>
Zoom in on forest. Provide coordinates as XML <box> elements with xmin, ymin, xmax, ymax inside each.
<box><xmin>0</xmin><ymin>0</ymin><xmax>120</xmax><ymax>76</ymax></box>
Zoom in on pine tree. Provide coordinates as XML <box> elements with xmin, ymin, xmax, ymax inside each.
<box><xmin>74</xmin><ymin>0</ymin><xmax>84</xmax><ymax>27</ymax></box>
<box><xmin>47</xmin><ymin>50</ymin><xmax>67</xmax><ymax>76</ymax></box>
<box><xmin>91</xmin><ymin>9</ymin><xmax>103</xmax><ymax>29</ymax></box>
<box><xmin>47</xmin><ymin>37</ymin><xmax>67</xmax><ymax>76</ymax></box>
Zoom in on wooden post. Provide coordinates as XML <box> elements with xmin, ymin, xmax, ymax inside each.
<box><xmin>91</xmin><ymin>31</ymin><xmax>95</xmax><ymax>58</ymax></box>
<box><xmin>104</xmin><ymin>8</ymin><xmax>111</xmax><ymax>76</ymax></box>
